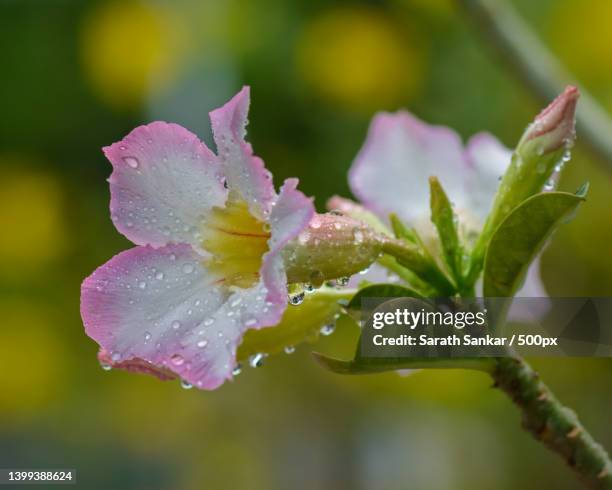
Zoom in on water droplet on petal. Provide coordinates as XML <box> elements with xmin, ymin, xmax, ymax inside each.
<box><xmin>197</xmin><ymin>340</ymin><xmax>208</xmax><ymax>348</ymax></box>
<box><xmin>138</xmin><ymin>281</ymin><xmax>147</xmax><ymax>289</ymax></box>
<box><xmin>232</xmin><ymin>364</ymin><xmax>242</xmax><ymax>376</ymax></box>
<box><xmin>122</xmin><ymin>156</ymin><xmax>140</xmax><ymax>169</ymax></box>
<box><xmin>182</xmin><ymin>263</ymin><xmax>194</xmax><ymax>274</ymax></box>
<box><xmin>144</xmin><ymin>331</ymin><xmax>152</xmax><ymax>341</ymax></box>
<box><xmin>155</xmin><ymin>272</ymin><xmax>164</xmax><ymax>280</ymax></box>
<box><xmin>284</xmin><ymin>345</ymin><xmax>295</xmax><ymax>354</ymax></box>
<box><xmin>320</xmin><ymin>323</ymin><xmax>336</xmax><ymax>336</ymax></box>
<box><xmin>171</xmin><ymin>354</ymin><xmax>184</xmax><ymax>366</ymax></box>
<box><xmin>171</xmin><ymin>320</ymin><xmax>181</xmax><ymax>330</ymax></box>
<box><xmin>180</xmin><ymin>379</ymin><xmax>193</xmax><ymax>389</ymax></box>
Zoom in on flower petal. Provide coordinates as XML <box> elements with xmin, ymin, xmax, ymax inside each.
<box><xmin>349</xmin><ymin>111</ymin><xmax>468</xmax><ymax>225</ymax></box>
<box><xmin>105</xmin><ymin>122</ymin><xmax>226</xmax><ymax>247</ymax></box>
<box><xmin>210</xmin><ymin>87</ymin><xmax>276</xmax><ymax>220</ymax></box>
<box><xmin>464</xmin><ymin>132</ymin><xmax>512</xmax><ymax>221</ymax></box>
<box><xmin>261</xmin><ymin>178</ymin><xmax>315</xmax><ymax>306</ymax></box>
<box><xmin>81</xmin><ymin>244</ymin><xmax>278</xmax><ymax>390</ymax></box>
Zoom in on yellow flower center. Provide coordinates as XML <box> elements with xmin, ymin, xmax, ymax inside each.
<box><xmin>201</xmin><ymin>198</ymin><xmax>270</xmax><ymax>288</ymax></box>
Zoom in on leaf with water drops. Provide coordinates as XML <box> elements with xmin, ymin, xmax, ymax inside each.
<box><xmin>429</xmin><ymin>177</ymin><xmax>464</xmax><ymax>283</ymax></box>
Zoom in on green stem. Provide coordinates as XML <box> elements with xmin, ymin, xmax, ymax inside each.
<box><xmin>382</xmin><ymin>239</ymin><xmax>456</xmax><ymax>296</ymax></box>
<box><xmin>493</xmin><ymin>356</ymin><xmax>612</xmax><ymax>489</ymax></box>
<box><xmin>457</xmin><ymin>0</ymin><xmax>612</xmax><ymax>172</ymax></box>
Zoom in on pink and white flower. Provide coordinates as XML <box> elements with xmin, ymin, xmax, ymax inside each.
<box><xmin>342</xmin><ymin>88</ymin><xmax>578</xmax><ymax>296</ymax></box>
<box><xmin>81</xmin><ymin>87</ymin><xmax>315</xmax><ymax>390</ymax></box>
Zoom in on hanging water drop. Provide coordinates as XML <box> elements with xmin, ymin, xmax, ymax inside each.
<box><xmin>249</xmin><ymin>352</ymin><xmax>267</xmax><ymax>368</ymax></box>
<box><xmin>100</xmin><ymin>362</ymin><xmax>112</xmax><ymax>371</ymax></box>
<box><xmin>180</xmin><ymin>379</ymin><xmax>193</xmax><ymax>390</ymax></box>
<box><xmin>336</xmin><ymin>276</ymin><xmax>350</xmax><ymax>287</ymax></box>
<box><xmin>320</xmin><ymin>323</ymin><xmax>336</xmax><ymax>336</ymax></box>
<box><xmin>232</xmin><ymin>364</ymin><xmax>242</xmax><ymax>376</ymax></box>
<box><xmin>288</xmin><ymin>291</ymin><xmax>305</xmax><ymax>306</ymax></box>
<box><xmin>284</xmin><ymin>345</ymin><xmax>295</xmax><ymax>354</ymax></box>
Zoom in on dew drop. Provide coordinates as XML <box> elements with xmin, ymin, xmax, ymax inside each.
<box><xmin>100</xmin><ymin>363</ymin><xmax>112</xmax><ymax>371</ymax></box>
<box><xmin>180</xmin><ymin>379</ymin><xmax>193</xmax><ymax>390</ymax></box>
<box><xmin>144</xmin><ymin>331</ymin><xmax>152</xmax><ymax>341</ymax></box>
<box><xmin>249</xmin><ymin>352</ymin><xmax>267</xmax><ymax>368</ymax></box>
<box><xmin>203</xmin><ymin>318</ymin><xmax>215</xmax><ymax>326</ymax></box>
<box><xmin>171</xmin><ymin>320</ymin><xmax>181</xmax><ymax>330</ymax></box>
<box><xmin>232</xmin><ymin>364</ymin><xmax>242</xmax><ymax>376</ymax></box>
<box><xmin>123</xmin><ymin>156</ymin><xmax>140</xmax><ymax>169</ymax></box>
<box><xmin>336</xmin><ymin>276</ymin><xmax>350</xmax><ymax>287</ymax></box>
<box><xmin>155</xmin><ymin>272</ymin><xmax>164</xmax><ymax>280</ymax></box>
<box><xmin>288</xmin><ymin>291</ymin><xmax>305</xmax><ymax>306</ymax></box>
<box><xmin>320</xmin><ymin>323</ymin><xmax>336</xmax><ymax>336</ymax></box>
<box><xmin>353</xmin><ymin>230</ymin><xmax>364</xmax><ymax>244</ymax></box>
<box><xmin>304</xmin><ymin>283</ymin><xmax>315</xmax><ymax>293</ymax></box>
<box><xmin>171</xmin><ymin>354</ymin><xmax>184</xmax><ymax>366</ymax></box>
<box><xmin>284</xmin><ymin>345</ymin><xmax>295</xmax><ymax>354</ymax></box>
<box><xmin>138</xmin><ymin>281</ymin><xmax>147</xmax><ymax>289</ymax></box>
<box><xmin>182</xmin><ymin>263</ymin><xmax>194</xmax><ymax>274</ymax></box>
<box><xmin>197</xmin><ymin>339</ymin><xmax>208</xmax><ymax>348</ymax></box>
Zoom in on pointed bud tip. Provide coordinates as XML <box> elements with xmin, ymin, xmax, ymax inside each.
<box><xmin>526</xmin><ymin>86</ymin><xmax>579</xmax><ymax>152</ymax></box>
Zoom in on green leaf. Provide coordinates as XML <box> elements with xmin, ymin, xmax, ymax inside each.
<box><xmin>382</xmin><ymin>239</ymin><xmax>456</xmax><ymax>295</ymax></box>
<box><xmin>237</xmin><ymin>288</ymin><xmax>349</xmax><ymax>361</ymax></box>
<box><xmin>312</xmin><ymin>353</ymin><xmax>495</xmax><ymax>374</ymax></box>
<box><xmin>347</xmin><ymin>283</ymin><xmax>424</xmax><ymax>311</ymax></box>
<box><xmin>429</xmin><ymin>177</ymin><xmax>463</xmax><ymax>282</ymax></box>
<box><xmin>483</xmin><ymin>191</ymin><xmax>585</xmax><ymax>297</ymax></box>
<box><xmin>390</xmin><ymin>213</ymin><xmax>420</xmax><ymax>244</ymax></box>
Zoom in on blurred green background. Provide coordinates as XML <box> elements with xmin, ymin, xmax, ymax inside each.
<box><xmin>1</xmin><ymin>0</ymin><xmax>611</xmax><ymax>488</ymax></box>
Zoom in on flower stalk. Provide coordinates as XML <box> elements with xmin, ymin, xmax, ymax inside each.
<box><xmin>492</xmin><ymin>356</ymin><xmax>612</xmax><ymax>489</ymax></box>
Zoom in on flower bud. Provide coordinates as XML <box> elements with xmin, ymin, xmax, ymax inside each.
<box><xmin>282</xmin><ymin>212</ymin><xmax>385</xmax><ymax>285</ymax></box>
<box><xmin>484</xmin><ymin>86</ymin><xmax>579</xmax><ymax>237</ymax></box>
